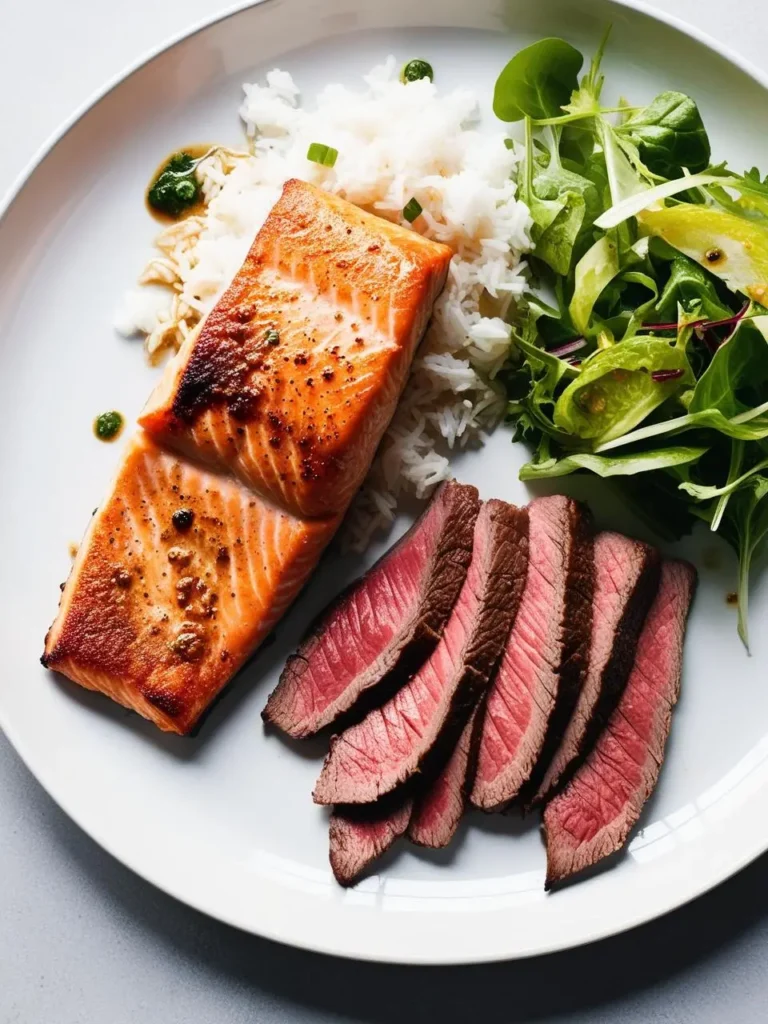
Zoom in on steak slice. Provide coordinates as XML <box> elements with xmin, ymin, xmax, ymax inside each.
<box><xmin>470</xmin><ymin>496</ymin><xmax>593</xmax><ymax>812</ymax></box>
<box><xmin>544</xmin><ymin>559</ymin><xmax>696</xmax><ymax>887</ymax></box>
<box><xmin>533</xmin><ymin>532</ymin><xmax>661</xmax><ymax>806</ymax></box>
<box><xmin>263</xmin><ymin>480</ymin><xmax>480</xmax><ymax>738</ymax></box>
<box><xmin>329</xmin><ymin>791</ymin><xmax>413</xmax><ymax>887</ymax></box>
<box><xmin>408</xmin><ymin>708</ymin><xmax>478</xmax><ymax>849</ymax></box>
<box><xmin>313</xmin><ymin>499</ymin><xmax>529</xmax><ymax>805</ymax></box>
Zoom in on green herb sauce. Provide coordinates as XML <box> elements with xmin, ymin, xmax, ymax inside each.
<box><xmin>94</xmin><ymin>411</ymin><xmax>124</xmax><ymax>442</ymax></box>
<box><xmin>147</xmin><ymin>151</ymin><xmax>202</xmax><ymax>219</ymax></box>
<box><xmin>400</xmin><ymin>60</ymin><xmax>434</xmax><ymax>84</ymax></box>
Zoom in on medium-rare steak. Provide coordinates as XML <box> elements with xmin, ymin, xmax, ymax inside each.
<box><xmin>471</xmin><ymin>496</ymin><xmax>593</xmax><ymax>812</ymax></box>
<box><xmin>263</xmin><ymin>480</ymin><xmax>481</xmax><ymax>738</ymax></box>
<box><xmin>329</xmin><ymin>791</ymin><xmax>413</xmax><ymax>887</ymax></box>
<box><xmin>408</xmin><ymin>708</ymin><xmax>478</xmax><ymax>849</ymax></box>
<box><xmin>543</xmin><ymin>559</ymin><xmax>696</xmax><ymax>887</ymax></box>
<box><xmin>313</xmin><ymin>499</ymin><xmax>529</xmax><ymax>805</ymax></box>
<box><xmin>533</xmin><ymin>532</ymin><xmax>660</xmax><ymax>806</ymax></box>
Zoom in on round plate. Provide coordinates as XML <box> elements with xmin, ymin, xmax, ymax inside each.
<box><xmin>3</xmin><ymin>0</ymin><xmax>768</xmax><ymax>965</ymax></box>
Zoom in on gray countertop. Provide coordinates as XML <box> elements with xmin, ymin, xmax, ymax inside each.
<box><xmin>4</xmin><ymin>1</ymin><xmax>768</xmax><ymax>1020</ymax></box>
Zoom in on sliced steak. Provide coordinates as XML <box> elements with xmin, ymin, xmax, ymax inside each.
<box><xmin>313</xmin><ymin>499</ymin><xmax>529</xmax><ymax>805</ymax></box>
<box><xmin>471</xmin><ymin>496</ymin><xmax>593</xmax><ymax>812</ymax></box>
<box><xmin>264</xmin><ymin>480</ymin><xmax>480</xmax><ymax>738</ymax></box>
<box><xmin>544</xmin><ymin>559</ymin><xmax>696</xmax><ymax>887</ymax></box>
<box><xmin>408</xmin><ymin>708</ymin><xmax>478</xmax><ymax>849</ymax></box>
<box><xmin>533</xmin><ymin>532</ymin><xmax>661</xmax><ymax>806</ymax></box>
<box><xmin>329</xmin><ymin>791</ymin><xmax>413</xmax><ymax>887</ymax></box>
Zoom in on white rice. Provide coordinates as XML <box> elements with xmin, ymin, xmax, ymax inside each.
<box><xmin>116</xmin><ymin>58</ymin><xmax>532</xmax><ymax>547</ymax></box>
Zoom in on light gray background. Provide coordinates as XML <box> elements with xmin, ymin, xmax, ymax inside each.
<box><xmin>3</xmin><ymin>1</ymin><xmax>768</xmax><ymax>1020</ymax></box>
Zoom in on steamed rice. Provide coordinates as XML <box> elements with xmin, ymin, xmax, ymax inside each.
<box><xmin>116</xmin><ymin>58</ymin><xmax>532</xmax><ymax>547</ymax></box>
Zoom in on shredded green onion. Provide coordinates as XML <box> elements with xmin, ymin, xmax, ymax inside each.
<box><xmin>306</xmin><ymin>142</ymin><xmax>339</xmax><ymax>167</ymax></box>
<box><xmin>403</xmin><ymin>197</ymin><xmax>423</xmax><ymax>223</ymax></box>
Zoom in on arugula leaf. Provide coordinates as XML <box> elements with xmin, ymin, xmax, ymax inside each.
<box><xmin>520</xmin><ymin>445</ymin><xmax>707</xmax><ymax>479</ymax></box>
<box><xmin>711</xmin><ymin>439</ymin><xmax>744</xmax><ymax>531</ymax></box>
<box><xmin>553</xmin><ymin>337</ymin><xmax>693</xmax><ymax>442</ymax></box>
<box><xmin>690</xmin><ymin>322</ymin><xmax>768</xmax><ymax>417</ymax></box>
<box><xmin>494</xmin><ymin>38</ymin><xmax>584</xmax><ymax>121</ymax></box>
<box><xmin>569</xmin><ymin>235</ymin><xmax>620</xmax><ymax>333</ymax></box>
<box><xmin>720</xmin><ymin>476</ymin><xmax>768</xmax><ymax>649</ymax></box>
<box><xmin>679</xmin><ymin>451</ymin><xmax>768</xmax><ymax>501</ymax></box>
<box><xmin>596</xmin><ymin>401</ymin><xmax>768</xmax><ymax>450</ymax></box>
<box><xmin>654</xmin><ymin>255</ymin><xmax>733</xmax><ymax>323</ymax></box>
<box><xmin>616</xmin><ymin>91</ymin><xmax>711</xmax><ymax>178</ymax></box>
<box><xmin>531</xmin><ymin>164</ymin><xmax>600</xmax><ymax>274</ymax></box>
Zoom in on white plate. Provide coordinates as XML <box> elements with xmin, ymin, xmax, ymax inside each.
<box><xmin>3</xmin><ymin>0</ymin><xmax>768</xmax><ymax>965</ymax></box>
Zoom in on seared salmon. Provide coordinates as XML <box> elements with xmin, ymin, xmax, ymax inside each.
<box><xmin>140</xmin><ymin>179</ymin><xmax>452</xmax><ymax>518</ymax></box>
<box><xmin>43</xmin><ymin>433</ymin><xmax>338</xmax><ymax>733</ymax></box>
<box><xmin>44</xmin><ymin>179</ymin><xmax>452</xmax><ymax>733</ymax></box>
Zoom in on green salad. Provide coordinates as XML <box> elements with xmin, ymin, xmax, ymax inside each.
<box><xmin>497</xmin><ymin>31</ymin><xmax>768</xmax><ymax>647</ymax></box>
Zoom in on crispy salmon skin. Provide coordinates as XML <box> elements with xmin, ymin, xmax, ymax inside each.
<box><xmin>43</xmin><ymin>433</ymin><xmax>338</xmax><ymax>734</ymax></box>
<box><xmin>140</xmin><ymin>179</ymin><xmax>453</xmax><ymax>518</ymax></box>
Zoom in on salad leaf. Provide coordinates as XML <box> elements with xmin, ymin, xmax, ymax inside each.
<box><xmin>596</xmin><ymin>401</ymin><xmax>768</xmax><ymax>450</ymax></box>
<box><xmin>720</xmin><ymin>477</ymin><xmax>768</xmax><ymax>649</ymax></box>
<box><xmin>569</xmin><ymin>235</ymin><xmax>620</xmax><ymax>333</ymax></box>
<box><xmin>531</xmin><ymin>164</ymin><xmax>600</xmax><ymax>274</ymax></box>
<box><xmin>553</xmin><ymin>337</ymin><xmax>693</xmax><ymax>442</ymax></box>
<box><xmin>679</xmin><ymin>452</ymin><xmax>768</xmax><ymax>501</ymax></box>
<box><xmin>595</xmin><ymin>172</ymin><xmax>727</xmax><ymax>230</ymax></box>
<box><xmin>654</xmin><ymin>255</ymin><xmax>733</xmax><ymax>323</ymax></box>
<box><xmin>520</xmin><ymin>445</ymin><xmax>707</xmax><ymax>479</ymax></box>
<box><xmin>639</xmin><ymin>204</ymin><xmax>768</xmax><ymax>305</ymax></box>
<box><xmin>616</xmin><ymin>91</ymin><xmax>710</xmax><ymax>178</ymax></box>
<box><xmin>494</xmin><ymin>38</ymin><xmax>584</xmax><ymax>121</ymax></box>
<box><xmin>690</xmin><ymin>322</ymin><xmax>768</xmax><ymax>417</ymax></box>
<box><xmin>494</xmin><ymin>30</ymin><xmax>768</xmax><ymax>646</ymax></box>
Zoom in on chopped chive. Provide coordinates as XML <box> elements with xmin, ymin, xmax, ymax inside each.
<box><xmin>306</xmin><ymin>142</ymin><xmax>338</xmax><ymax>167</ymax></box>
<box><xmin>403</xmin><ymin>197</ymin><xmax>423</xmax><ymax>223</ymax></box>
<box><xmin>264</xmin><ymin>328</ymin><xmax>280</xmax><ymax>346</ymax></box>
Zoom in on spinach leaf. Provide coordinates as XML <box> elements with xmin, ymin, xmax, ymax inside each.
<box><xmin>494</xmin><ymin>38</ymin><xmax>584</xmax><ymax>122</ymax></box>
<box><xmin>554</xmin><ymin>337</ymin><xmax>693</xmax><ymax>442</ymax></box>
<box><xmin>616</xmin><ymin>91</ymin><xmax>710</xmax><ymax>178</ymax></box>
<box><xmin>520</xmin><ymin>445</ymin><xmax>707</xmax><ymax>479</ymax></box>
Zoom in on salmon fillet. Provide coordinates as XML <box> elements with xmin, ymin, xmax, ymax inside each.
<box><xmin>140</xmin><ymin>179</ymin><xmax>452</xmax><ymax>518</ymax></box>
<box><xmin>44</xmin><ymin>180</ymin><xmax>451</xmax><ymax>733</ymax></box>
<box><xmin>43</xmin><ymin>433</ymin><xmax>338</xmax><ymax>734</ymax></box>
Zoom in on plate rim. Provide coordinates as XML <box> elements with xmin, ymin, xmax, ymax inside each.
<box><xmin>3</xmin><ymin>0</ymin><xmax>768</xmax><ymax>964</ymax></box>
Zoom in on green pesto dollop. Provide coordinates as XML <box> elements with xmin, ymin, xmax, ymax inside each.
<box><xmin>400</xmin><ymin>59</ymin><xmax>434</xmax><ymax>84</ymax></box>
<box><xmin>94</xmin><ymin>410</ymin><xmax>124</xmax><ymax>442</ymax></box>
<box><xmin>147</xmin><ymin>152</ymin><xmax>200</xmax><ymax>218</ymax></box>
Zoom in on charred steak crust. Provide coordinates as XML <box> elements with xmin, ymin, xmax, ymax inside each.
<box><xmin>543</xmin><ymin>559</ymin><xmax>697</xmax><ymax>888</ymax></box>
<box><xmin>519</xmin><ymin>503</ymin><xmax>594</xmax><ymax>808</ymax></box>
<box><xmin>572</xmin><ymin>547</ymin><xmax>661</xmax><ymax>788</ymax></box>
<box><xmin>263</xmin><ymin>480</ymin><xmax>481</xmax><ymax>738</ymax></box>
<box><xmin>329</xmin><ymin>788</ymin><xmax>414</xmax><ymax>887</ymax></box>
<box><xmin>312</xmin><ymin>500</ymin><xmax>530</xmax><ymax>805</ymax></box>
<box><xmin>534</xmin><ymin>537</ymin><xmax>662</xmax><ymax>806</ymax></box>
<box><xmin>408</xmin><ymin>707</ymin><xmax>478</xmax><ymax>849</ymax></box>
